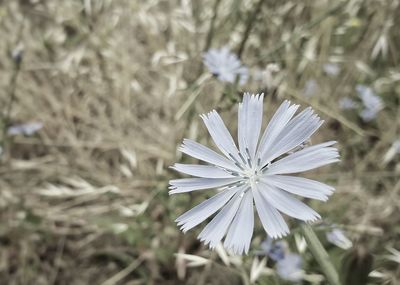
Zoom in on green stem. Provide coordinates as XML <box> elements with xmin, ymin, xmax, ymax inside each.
<box><xmin>300</xmin><ymin>222</ymin><xmax>341</xmax><ymax>285</ymax></box>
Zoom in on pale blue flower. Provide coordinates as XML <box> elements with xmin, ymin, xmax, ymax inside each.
<box><xmin>323</xmin><ymin>63</ymin><xmax>340</xmax><ymax>77</ymax></box>
<box><xmin>260</xmin><ymin>237</ymin><xmax>286</xmax><ymax>261</ymax></box>
<box><xmin>303</xmin><ymin>79</ymin><xmax>318</xmax><ymax>98</ymax></box>
<box><xmin>339</xmin><ymin>97</ymin><xmax>357</xmax><ymax>110</ymax></box>
<box><xmin>326</xmin><ymin>228</ymin><xmax>352</xmax><ymax>249</ymax></box>
<box><xmin>170</xmin><ymin>93</ymin><xmax>339</xmax><ymax>255</ymax></box>
<box><xmin>276</xmin><ymin>253</ymin><xmax>303</xmax><ymax>282</ymax></box>
<box><xmin>7</xmin><ymin>122</ymin><xmax>43</xmax><ymax>136</ymax></box>
<box><xmin>203</xmin><ymin>47</ymin><xmax>248</xmax><ymax>85</ymax></box>
<box><xmin>356</xmin><ymin>84</ymin><xmax>383</xmax><ymax>121</ymax></box>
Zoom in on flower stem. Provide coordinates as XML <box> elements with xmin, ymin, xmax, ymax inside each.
<box><xmin>300</xmin><ymin>223</ymin><xmax>341</xmax><ymax>285</ymax></box>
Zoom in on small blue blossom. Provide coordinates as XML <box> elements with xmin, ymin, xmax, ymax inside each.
<box><xmin>339</xmin><ymin>97</ymin><xmax>357</xmax><ymax>110</ymax></box>
<box><xmin>323</xmin><ymin>63</ymin><xmax>340</xmax><ymax>77</ymax></box>
<box><xmin>326</xmin><ymin>228</ymin><xmax>352</xmax><ymax>249</ymax></box>
<box><xmin>203</xmin><ymin>46</ymin><xmax>248</xmax><ymax>85</ymax></box>
<box><xmin>356</xmin><ymin>84</ymin><xmax>383</xmax><ymax>121</ymax></box>
<box><xmin>260</xmin><ymin>237</ymin><xmax>286</xmax><ymax>261</ymax></box>
<box><xmin>276</xmin><ymin>253</ymin><xmax>303</xmax><ymax>282</ymax></box>
<box><xmin>7</xmin><ymin>122</ymin><xmax>43</xmax><ymax>136</ymax></box>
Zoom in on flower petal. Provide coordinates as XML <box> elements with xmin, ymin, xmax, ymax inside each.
<box><xmin>179</xmin><ymin>139</ymin><xmax>240</xmax><ymax>172</ymax></box>
<box><xmin>265</xmin><ymin>141</ymin><xmax>339</xmax><ymax>175</ymax></box>
<box><xmin>257</xmin><ymin>101</ymin><xmax>299</xmax><ymax>165</ymax></box>
<box><xmin>171</xmin><ymin>163</ymin><xmax>236</xmax><ymax>178</ymax></box>
<box><xmin>200</xmin><ymin>111</ymin><xmax>241</xmax><ymax>162</ymax></box>
<box><xmin>262</xmin><ymin>175</ymin><xmax>334</xmax><ymax>201</ymax></box>
<box><xmin>253</xmin><ymin>184</ymin><xmax>289</xmax><ymax>238</ymax></box>
<box><xmin>176</xmin><ymin>186</ymin><xmax>240</xmax><ymax>232</ymax></box>
<box><xmin>198</xmin><ymin>190</ymin><xmax>244</xmax><ymax>249</ymax></box>
<box><xmin>261</xmin><ymin>107</ymin><xmax>323</xmax><ymax>164</ymax></box>
<box><xmin>238</xmin><ymin>93</ymin><xmax>264</xmax><ymax>160</ymax></box>
<box><xmin>258</xmin><ymin>183</ymin><xmax>320</xmax><ymax>221</ymax></box>
<box><xmin>224</xmin><ymin>190</ymin><xmax>254</xmax><ymax>255</ymax></box>
<box><xmin>169</xmin><ymin>177</ymin><xmax>241</xmax><ymax>194</ymax></box>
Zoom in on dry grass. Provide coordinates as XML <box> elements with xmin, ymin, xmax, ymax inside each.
<box><xmin>0</xmin><ymin>0</ymin><xmax>399</xmax><ymax>284</ymax></box>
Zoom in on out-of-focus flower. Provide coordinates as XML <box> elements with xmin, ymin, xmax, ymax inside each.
<box><xmin>356</xmin><ymin>84</ymin><xmax>383</xmax><ymax>122</ymax></box>
<box><xmin>253</xmin><ymin>63</ymin><xmax>281</xmax><ymax>90</ymax></box>
<box><xmin>323</xmin><ymin>63</ymin><xmax>340</xmax><ymax>77</ymax></box>
<box><xmin>326</xmin><ymin>228</ymin><xmax>353</xmax><ymax>250</ymax></box>
<box><xmin>339</xmin><ymin>97</ymin><xmax>358</xmax><ymax>110</ymax></box>
<box><xmin>276</xmin><ymin>253</ymin><xmax>303</xmax><ymax>282</ymax></box>
<box><xmin>11</xmin><ymin>43</ymin><xmax>24</xmax><ymax>65</ymax></box>
<box><xmin>383</xmin><ymin>139</ymin><xmax>400</xmax><ymax>164</ymax></box>
<box><xmin>7</xmin><ymin>122</ymin><xmax>43</xmax><ymax>136</ymax></box>
<box><xmin>170</xmin><ymin>93</ymin><xmax>339</xmax><ymax>255</ymax></box>
<box><xmin>303</xmin><ymin>79</ymin><xmax>318</xmax><ymax>98</ymax></box>
<box><xmin>203</xmin><ymin>46</ymin><xmax>248</xmax><ymax>85</ymax></box>
<box><xmin>259</xmin><ymin>237</ymin><xmax>286</xmax><ymax>261</ymax></box>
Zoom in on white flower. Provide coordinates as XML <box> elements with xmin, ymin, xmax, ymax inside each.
<box><xmin>356</xmin><ymin>84</ymin><xmax>383</xmax><ymax>121</ymax></box>
<box><xmin>323</xmin><ymin>63</ymin><xmax>340</xmax><ymax>77</ymax></box>
<box><xmin>338</xmin><ymin>97</ymin><xmax>357</xmax><ymax>110</ymax></box>
<box><xmin>203</xmin><ymin>47</ymin><xmax>248</xmax><ymax>85</ymax></box>
<box><xmin>276</xmin><ymin>253</ymin><xmax>303</xmax><ymax>282</ymax></box>
<box><xmin>170</xmin><ymin>93</ymin><xmax>339</xmax><ymax>255</ymax></box>
<box><xmin>7</xmin><ymin>122</ymin><xmax>43</xmax><ymax>136</ymax></box>
<box><xmin>326</xmin><ymin>228</ymin><xmax>352</xmax><ymax>250</ymax></box>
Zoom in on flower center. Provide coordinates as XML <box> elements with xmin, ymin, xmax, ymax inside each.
<box><xmin>243</xmin><ymin>169</ymin><xmax>260</xmax><ymax>188</ymax></box>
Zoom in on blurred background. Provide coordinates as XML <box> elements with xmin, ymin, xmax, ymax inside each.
<box><xmin>0</xmin><ymin>0</ymin><xmax>399</xmax><ymax>284</ymax></box>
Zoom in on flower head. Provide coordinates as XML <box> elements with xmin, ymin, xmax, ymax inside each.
<box><xmin>203</xmin><ymin>47</ymin><xmax>248</xmax><ymax>85</ymax></box>
<box><xmin>170</xmin><ymin>93</ymin><xmax>339</xmax><ymax>255</ymax></box>
<box><xmin>323</xmin><ymin>63</ymin><xmax>340</xmax><ymax>77</ymax></box>
<box><xmin>338</xmin><ymin>97</ymin><xmax>357</xmax><ymax>110</ymax></box>
<box><xmin>259</xmin><ymin>237</ymin><xmax>286</xmax><ymax>261</ymax></box>
<box><xmin>326</xmin><ymin>228</ymin><xmax>352</xmax><ymax>250</ymax></box>
<box><xmin>7</xmin><ymin>122</ymin><xmax>43</xmax><ymax>136</ymax></box>
<box><xmin>276</xmin><ymin>253</ymin><xmax>303</xmax><ymax>282</ymax></box>
<box><xmin>356</xmin><ymin>84</ymin><xmax>383</xmax><ymax>121</ymax></box>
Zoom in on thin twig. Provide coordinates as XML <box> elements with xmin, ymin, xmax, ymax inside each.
<box><xmin>236</xmin><ymin>0</ymin><xmax>265</xmax><ymax>58</ymax></box>
<box><xmin>100</xmin><ymin>255</ymin><xmax>145</xmax><ymax>285</ymax></box>
<box><xmin>285</xmin><ymin>87</ymin><xmax>366</xmax><ymax>137</ymax></box>
<box><xmin>1</xmin><ymin>40</ymin><xmax>24</xmax><ymax>153</ymax></box>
